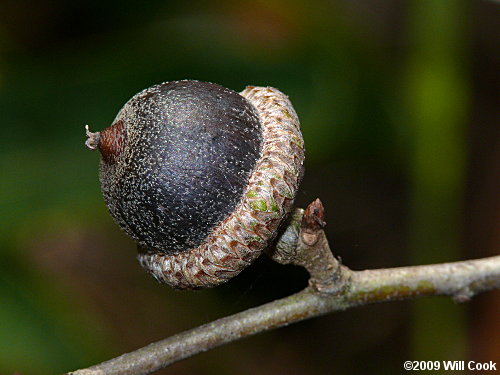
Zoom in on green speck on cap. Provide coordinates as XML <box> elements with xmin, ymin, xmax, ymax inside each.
<box><xmin>282</xmin><ymin>109</ymin><xmax>292</xmax><ymax>119</ymax></box>
<box><xmin>270</xmin><ymin>199</ymin><xmax>279</xmax><ymax>213</ymax></box>
<box><xmin>250</xmin><ymin>199</ymin><xmax>268</xmax><ymax>212</ymax></box>
<box><xmin>246</xmin><ymin>190</ymin><xmax>258</xmax><ymax>198</ymax></box>
<box><xmin>291</xmin><ymin>136</ymin><xmax>304</xmax><ymax>148</ymax></box>
<box><xmin>250</xmin><ymin>235</ymin><xmax>264</xmax><ymax>243</ymax></box>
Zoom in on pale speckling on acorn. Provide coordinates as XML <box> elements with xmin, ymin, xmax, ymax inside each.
<box><xmin>86</xmin><ymin>80</ymin><xmax>305</xmax><ymax>289</ymax></box>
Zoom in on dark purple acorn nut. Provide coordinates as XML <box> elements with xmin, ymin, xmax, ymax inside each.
<box><xmin>86</xmin><ymin>80</ymin><xmax>305</xmax><ymax>289</ymax></box>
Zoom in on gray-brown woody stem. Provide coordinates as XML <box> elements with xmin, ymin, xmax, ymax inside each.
<box><xmin>67</xmin><ymin>200</ymin><xmax>500</xmax><ymax>375</ymax></box>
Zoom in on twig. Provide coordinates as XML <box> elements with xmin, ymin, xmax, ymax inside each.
<box><xmin>67</xmin><ymin>200</ymin><xmax>500</xmax><ymax>375</ymax></box>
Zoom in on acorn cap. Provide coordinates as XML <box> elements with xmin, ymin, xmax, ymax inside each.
<box><xmin>87</xmin><ymin>80</ymin><xmax>304</xmax><ymax>289</ymax></box>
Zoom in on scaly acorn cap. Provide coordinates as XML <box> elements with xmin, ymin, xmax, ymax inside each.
<box><xmin>86</xmin><ymin>80</ymin><xmax>304</xmax><ymax>289</ymax></box>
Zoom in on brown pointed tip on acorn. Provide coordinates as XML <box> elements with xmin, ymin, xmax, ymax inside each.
<box><xmin>86</xmin><ymin>80</ymin><xmax>305</xmax><ymax>289</ymax></box>
<box><xmin>85</xmin><ymin>120</ymin><xmax>127</xmax><ymax>163</ymax></box>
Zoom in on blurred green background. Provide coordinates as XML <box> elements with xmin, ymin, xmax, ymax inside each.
<box><xmin>1</xmin><ymin>0</ymin><xmax>498</xmax><ymax>374</ymax></box>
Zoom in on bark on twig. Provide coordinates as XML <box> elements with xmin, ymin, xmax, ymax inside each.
<box><xmin>269</xmin><ymin>199</ymin><xmax>348</xmax><ymax>293</ymax></box>
<box><xmin>67</xmin><ymin>201</ymin><xmax>500</xmax><ymax>375</ymax></box>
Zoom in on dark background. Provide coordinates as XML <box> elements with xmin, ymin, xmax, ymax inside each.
<box><xmin>0</xmin><ymin>1</ymin><xmax>498</xmax><ymax>374</ymax></box>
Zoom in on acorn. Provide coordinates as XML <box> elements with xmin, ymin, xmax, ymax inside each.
<box><xmin>86</xmin><ymin>80</ymin><xmax>304</xmax><ymax>289</ymax></box>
